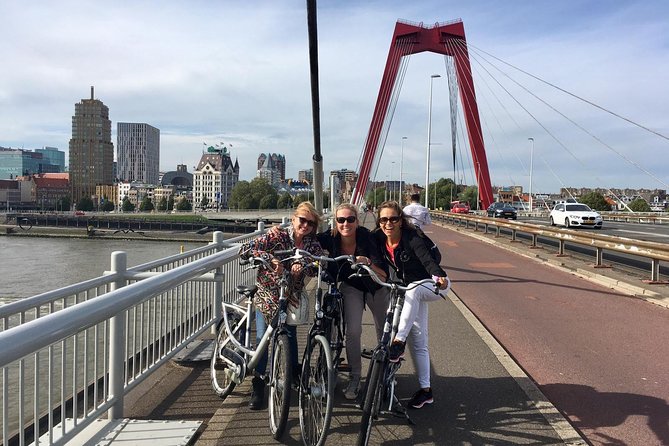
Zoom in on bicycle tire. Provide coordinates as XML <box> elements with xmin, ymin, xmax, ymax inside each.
<box><xmin>357</xmin><ymin>357</ymin><xmax>384</xmax><ymax>446</ymax></box>
<box><xmin>269</xmin><ymin>333</ymin><xmax>292</xmax><ymax>439</ymax></box>
<box><xmin>210</xmin><ymin>315</ymin><xmax>246</xmax><ymax>399</ymax></box>
<box><xmin>299</xmin><ymin>334</ymin><xmax>335</xmax><ymax>446</ymax></box>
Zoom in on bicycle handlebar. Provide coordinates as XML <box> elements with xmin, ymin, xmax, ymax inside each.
<box><xmin>348</xmin><ymin>262</ymin><xmax>441</xmax><ymax>295</ymax></box>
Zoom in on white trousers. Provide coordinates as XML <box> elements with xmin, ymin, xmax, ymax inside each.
<box><xmin>395</xmin><ymin>281</ymin><xmax>444</xmax><ymax>389</ymax></box>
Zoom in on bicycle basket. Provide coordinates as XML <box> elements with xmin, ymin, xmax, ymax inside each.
<box><xmin>286</xmin><ymin>290</ymin><xmax>310</xmax><ymax>326</ymax></box>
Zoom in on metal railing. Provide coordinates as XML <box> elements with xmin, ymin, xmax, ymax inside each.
<box><xmin>432</xmin><ymin>211</ymin><xmax>669</xmax><ymax>282</ymax></box>
<box><xmin>0</xmin><ymin>223</ymin><xmax>276</xmax><ymax>446</ymax></box>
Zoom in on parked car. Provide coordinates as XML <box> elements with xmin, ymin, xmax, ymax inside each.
<box><xmin>486</xmin><ymin>202</ymin><xmax>517</xmax><ymax>219</ymax></box>
<box><xmin>451</xmin><ymin>203</ymin><xmax>470</xmax><ymax>214</ymax></box>
<box><xmin>549</xmin><ymin>202</ymin><xmax>603</xmax><ymax>229</ymax></box>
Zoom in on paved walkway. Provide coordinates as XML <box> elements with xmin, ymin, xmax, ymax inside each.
<box><xmin>121</xmin><ymin>216</ymin><xmax>669</xmax><ymax>445</ymax></box>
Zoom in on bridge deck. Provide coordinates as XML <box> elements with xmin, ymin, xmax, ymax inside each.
<box><xmin>119</xmin><ymin>219</ymin><xmax>667</xmax><ymax>445</ymax></box>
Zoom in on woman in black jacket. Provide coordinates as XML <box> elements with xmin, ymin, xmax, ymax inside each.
<box><xmin>317</xmin><ymin>203</ymin><xmax>389</xmax><ymax>400</ymax></box>
<box><xmin>374</xmin><ymin>200</ymin><xmax>450</xmax><ymax>409</ymax></box>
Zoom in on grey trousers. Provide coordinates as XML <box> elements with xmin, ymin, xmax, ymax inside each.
<box><xmin>340</xmin><ymin>283</ymin><xmax>389</xmax><ymax>377</ymax></box>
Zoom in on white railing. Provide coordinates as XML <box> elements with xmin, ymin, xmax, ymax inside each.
<box><xmin>0</xmin><ymin>223</ymin><xmax>276</xmax><ymax>446</ymax></box>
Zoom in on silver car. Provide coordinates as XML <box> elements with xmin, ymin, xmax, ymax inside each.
<box><xmin>549</xmin><ymin>203</ymin><xmax>603</xmax><ymax>229</ymax></box>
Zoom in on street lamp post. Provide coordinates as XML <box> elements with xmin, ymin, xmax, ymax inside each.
<box><xmin>390</xmin><ymin>161</ymin><xmax>395</xmax><ymax>202</ymax></box>
<box><xmin>400</xmin><ymin>136</ymin><xmax>407</xmax><ymax>205</ymax></box>
<box><xmin>528</xmin><ymin>137</ymin><xmax>534</xmax><ymax>213</ymax></box>
<box><xmin>425</xmin><ymin>74</ymin><xmax>441</xmax><ymax>208</ymax></box>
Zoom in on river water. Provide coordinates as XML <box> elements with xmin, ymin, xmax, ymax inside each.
<box><xmin>1</xmin><ymin>237</ymin><xmax>204</xmax><ymax>300</ymax></box>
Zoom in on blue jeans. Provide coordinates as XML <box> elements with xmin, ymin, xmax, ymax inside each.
<box><xmin>255</xmin><ymin>309</ymin><xmax>299</xmax><ymax>376</ymax></box>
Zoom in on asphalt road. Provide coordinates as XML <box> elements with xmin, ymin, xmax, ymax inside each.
<box><xmin>430</xmin><ymin>223</ymin><xmax>669</xmax><ymax>445</ymax></box>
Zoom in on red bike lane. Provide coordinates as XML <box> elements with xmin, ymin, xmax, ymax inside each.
<box><xmin>427</xmin><ymin>224</ymin><xmax>669</xmax><ymax>446</ymax></box>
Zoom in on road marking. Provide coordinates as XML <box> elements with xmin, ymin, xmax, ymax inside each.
<box><xmin>469</xmin><ymin>262</ymin><xmax>515</xmax><ymax>268</ymax></box>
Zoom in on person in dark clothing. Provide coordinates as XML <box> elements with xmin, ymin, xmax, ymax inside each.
<box><xmin>317</xmin><ymin>203</ymin><xmax>389</xmax><ymax>400</ymax></box>
<box><xmin>374</xmin><ymin>200</ymin><xmax>450</xmax><ymax>409</ymax></box>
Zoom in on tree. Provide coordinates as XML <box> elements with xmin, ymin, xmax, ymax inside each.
<box><xmin>139</xmin><ymin>196</ymin><xmax>154</xmax><ymax>212</ymax></box>
<box><xmin>122</xmin><ymin>197</ymin><xmax>135</xmax><ymax>212</ymax></box>
<box><xmin>628</xmin><ymin>198</ymin><xmax>651</xmax><ymax>212</ymax></box>
<box><xmin>176</xmin><ymin>197</ymin><xmax>192</xmax><ymax>211</ymax></box>
<box><xmin>459</xmin><ymin>186</ymin><xmax>479</xmax><ymax>210</ymax></box>
<box><xmin>57</xmin><ymin>196</ymin><xmax>71</xmax><ymax>212</ymax></box>
<box><xmin>259</xmin><ymin>194</ymin><xmax>278</xmax><ymax>209</ymax></box>
<box><xmin>277</xmin><ymin>192</ymin><xmax>293</xmax><ymax>209</ymax></box>
<box><xmin>365</xmin><ymin>186</ymin><xmax>386</xmax><ymax>210</ymax></box>
<box><xmin>167</xmin><ymin>195</ymin><xmax>175</xmax><ymax>211</ymax></box>
<box><xmin>157</xmin><ymin>197</ymin><xmax>168</xmax><ymax>211</ymax></box>
<box><xmin>579</xmin><ymin>192</ymin><xmax>611</xmax><ymax>212</ymax></box>
<box><xmin>77</xmin><ymin>197</ymin><xmax>94</xmax><ymax>211</ymax></box>
<box><xmin>200</xmin><ymin>196</ymin><xmax>210</xmax><ymax>209</ymax></box>
<box><xmin>101</xmin><ymin>200</ymin><xmax>115</xmax><ymax>212</ymax></box>
<box><xmin>229</xmin><ymin>178</ymin><xmax>279</xmax><ymax>210</ymax></box>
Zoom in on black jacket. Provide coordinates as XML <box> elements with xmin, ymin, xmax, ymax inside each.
<box><xmin>317</xmin><ymin>226</ymin><xmax>386</xmax><ymax>293</ymax></box>
<box><xmin>374</xmin><ymin>227</ymin><xmax>447</xmax><ymax>284</ymax></box>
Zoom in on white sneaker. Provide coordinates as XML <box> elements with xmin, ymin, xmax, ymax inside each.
<box><xmin>344</xmin><ymin>375</ymin><xmax>360</xmax><ymax>400</ymax></box>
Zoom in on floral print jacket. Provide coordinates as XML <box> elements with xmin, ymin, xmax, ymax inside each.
<box><xmin>238</xmin><ymin>226</ymin><xmax>323</xmax><ymax>322</ymax></box>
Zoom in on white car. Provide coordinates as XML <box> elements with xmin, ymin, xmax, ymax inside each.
<box><xmin>549</xmin><ymin>202</ymin><xmax>603</xmax><ymax>229</ymax></box>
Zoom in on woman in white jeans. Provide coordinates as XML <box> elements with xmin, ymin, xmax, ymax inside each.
<box><xmin>374</xmin><ymin>200</ymin><xmax>450</xmax><ymax>409</ymax></box>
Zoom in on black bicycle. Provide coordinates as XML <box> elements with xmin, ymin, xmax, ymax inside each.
<box><xmin>350</xmin><ymin>265</ymin><xmax>440</xmax><ymax>446</ymax></box>
<box><xmin>282</xmin><ymin>248</ymin><xmax>353</xmax><ymax>446</ymax></box>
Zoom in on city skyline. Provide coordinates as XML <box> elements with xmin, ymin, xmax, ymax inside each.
<box><xmin>1</xmin><ymin>1</ymin><xmax>668</xmax><ymax>193</ymax></box>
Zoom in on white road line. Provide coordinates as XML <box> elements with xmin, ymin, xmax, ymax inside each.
<box><xmin>613</xmin><ymin>229</ymin><xmax>669</xmax><ymax>238</ymax></box>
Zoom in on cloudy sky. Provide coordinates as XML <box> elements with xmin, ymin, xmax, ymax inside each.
<box><xmin>2</xmin><ymin>0</ymin><xmax>668</xmax><ymax>194</ymax></box>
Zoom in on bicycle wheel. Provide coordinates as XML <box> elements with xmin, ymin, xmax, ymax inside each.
<box><xmin>299</xmin><ymin>334</ymin><xmax>335</xmax><ymax>446</ymax></box>
<box><xmin>357</xmin><ymin>357</ymin><xmax>385</xmax><ymax>446</ymax></box>
<box><xmin>269</xmin><ymin>333</ymin><xmax>292</xmax><ymax>439</ymax></box>
<box><xmin>210</xmin><ymin>314</ymin><xmax>246</xmax><ymax>399</ymax></box>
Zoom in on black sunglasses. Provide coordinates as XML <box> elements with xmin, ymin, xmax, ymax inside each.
<box><xmin>297</xmin><ymin>216</ymin><xmax>317</xmax><ymax>228</ymax></box>
<box><xmin>336</xmin><ymin>216</ymin><xmax>356</xmax><ymax>224</ymax></box>
<box><xmin>378</xmin><ymin>216</ymin><xmax>401</xmax><ymax>225</ymax></box>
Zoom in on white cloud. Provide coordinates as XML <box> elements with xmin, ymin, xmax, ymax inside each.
<box><xmin>1</xmin><ymin>0</ymin><xmax>668</xmax><ymax>193</ymax></box>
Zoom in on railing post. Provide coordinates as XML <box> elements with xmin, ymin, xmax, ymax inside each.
<box><xmin>108</xmin><ymin>251</ymin><xmax>127</xmax><ymax>419</ymax></box>
<box><xmin>212</xmin><ymin>231</ymin><xmax>225</xmax><ymax>334</ymax></box>
<box><xmin>258</xmin><ymin>221</ymin><xmax>265</xmax><ymax>232</ymax></box>
<box><xmin>651</xmin><ymin>258</ymin><xmax>660</xmax><ymax>282</ymax></box>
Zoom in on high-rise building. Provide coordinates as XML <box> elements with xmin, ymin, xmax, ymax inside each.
<box><xmin>0</xmin><ymin>147</ymin><xmax>62</xmax><ymax>179</ymax></box>
<box><xmin>257</xmin><ymin>153</ymin><xmax>285</xmax><ymax>182</ymax></box>
<box><xmin>35</xmin><ymin>147</ymin><xmax>66</xmax><ymax>172</ymax></box>
<box><xmin>68</xmin><ymin>87</ymin><xmax>114</xmax><ymax>204</ymax></box>
<box><xmin>117</xmin><ymin>123</ymin><xmax>160</xmax><ymax>184</ymax></box>
<box><xmin>193</xmin><ymin>145</ymin><xmax>239</xmax><ymax>209</ymax></box>
<box><xmin>257</xmin><ymin>153</ymin><xmax>285</xmax><ymax>186</ymax></box>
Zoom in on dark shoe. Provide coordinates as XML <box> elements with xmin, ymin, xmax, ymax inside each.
<box><xmin>388</xmin><ymin>340</ymin><xmax>406</xmax><ymax>363</ymax></box>
<box><xmin>408</xmin><ymin>388</ymin><xmax>433</xmax><ymax>409</ymax></box>
<box><xmin>249</xmin><ymin>376</ymin><xmax>265</xmax><ymax>410</ymax></box>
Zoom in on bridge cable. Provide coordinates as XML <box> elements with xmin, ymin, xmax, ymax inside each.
<box><xmin>465</xmin><ymin>42</ymin><xmax>669</xmax><ymax>191</ymax></box>
<box><xmin>466</xmin><ymin>43</ymin><xmax>669</xmax><ymax>143</ymax></box>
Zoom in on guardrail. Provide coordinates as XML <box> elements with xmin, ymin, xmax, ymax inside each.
<box><xmin>431</xmin><ymin>211</ymin><xmax>669</xmax><ymax>283</ymax></box>
<box><xmin>0</xmin><ymin>222</ymin><xmax>280</xmax><ymax>446</ymax></box>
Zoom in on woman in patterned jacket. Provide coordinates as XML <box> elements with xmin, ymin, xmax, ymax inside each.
<box><xmin>238</xmin><ymin>201</ymin><xmax>324</xmax><ymax>410</ymax></box>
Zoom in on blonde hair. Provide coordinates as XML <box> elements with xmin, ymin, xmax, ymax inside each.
<box><xmin>331</xmin><ymin>203</ymin><xmax>359</xmax><ymax>236</ymax></box>
<box><xmin>293</xmin><ymin>201</ymin><xmax>321</xmax><ymax>231</ymax></box>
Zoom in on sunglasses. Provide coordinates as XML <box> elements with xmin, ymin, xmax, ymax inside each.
<box><xmin>297</xmin><ymin>216</ymin><xmax>318</xmax><ymax>228</ymax></box>
<box><xmin>379</xmin><ymin>216</ymin><xmax>401</xmax><ymax>225</ymax></box>
<box><xmin>336</xmin><ymin>216</ymin><xmax>356</xmax><ymax>224</ymax></box>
